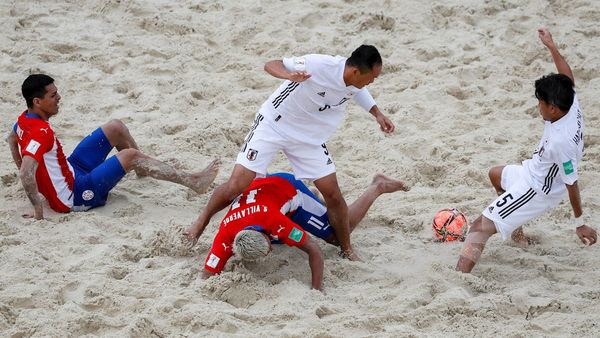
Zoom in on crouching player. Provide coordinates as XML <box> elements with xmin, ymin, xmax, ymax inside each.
<box><xmin>201</xmin><ymin>172</ymin><xmax>408</xmax><ymax>290</ymax></box>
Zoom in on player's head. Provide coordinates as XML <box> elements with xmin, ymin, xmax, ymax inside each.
<box><xmin>345</xmin><ymin>45</ymin><xmax>382</xmax><ymax>88</ymax></box>
<box><xmin>22</xmin><ymin>74</ymin><xmax>55</xmax><ymax>108</ymax></box>
<box><xmin>534</xmin><ymin>73</ymin><xmax>574</xmax><ymax>120</ymax></box>
<box><xmin>233</xmin><ymin>229</ymin><xmax>272</xmax><ymax>260</ymax></box>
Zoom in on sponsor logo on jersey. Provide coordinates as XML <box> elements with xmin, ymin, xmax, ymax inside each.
<box><xmin>317</xmin><ymin>91</ymin><xmax>326</xmax><ymax>97</ymax></box>
<box><xmin>82</xmin><ymin>190</ymin><xmax>95</xmax><ymax>201</ymax></box>
<box><xmin>206</xmin><ymin>253</ymin><xmax>220</xmax><ymax>268</ymax></box>
<box><xmin>247</xmin><ymin>149</ymin><xmax>258</xmax><ymax>161</ymax></box>
<box><xmin>288</xmin><ymin>227</ymin><xmax>304</xmax><ymax>243</ymax></box>
<box><xmin>25</xmin><ymin>140</ymin><xmax>41</xmax><ymax>155</ymax></box>
<box><xmin>326</xmin><ymin>158</ymin><xmax>332</xmax><ymax>165</ymax></box>
<box><xmin>488</xmin><ymin>206</ymin><xmax>494</xmax><ymax>213</ymax></box>
<box><xmin>563</xmin><ymin>160</ymin><xmax>574</xmax><ymax>175</ymax></box>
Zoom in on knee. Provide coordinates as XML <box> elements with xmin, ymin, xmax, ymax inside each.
<box><xmin>223</xmin><ymin>175</ymin><xmax>253</xmax><ymax>198</ymax></box>
<box><xmin>104</xmin><ymin>119</ymin><xmax>129</xmax><ymax>135</ymax></box>
<box><xmin>117</xmin><ymin>148</ymin><xmax>142</xmax><ymax>167</ymax></box>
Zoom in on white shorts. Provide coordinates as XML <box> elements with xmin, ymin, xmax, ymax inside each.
<box><xmin>236</xmin><ymin>114</ymin><xmax>336</xmax><ymax>180</ymax></box>
<box><xmin>482</xmin><ymin>165</ymin><xmax>566</xmax><ymax>240</ymax></box>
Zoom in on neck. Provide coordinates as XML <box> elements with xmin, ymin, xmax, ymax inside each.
<box><xmin>27</xmin><ymin>108</ymin><xmax>49</xmax><ymax>121</ymax></box>
<box><xmin>343</xmin><ymin>65</ymin><xmax>354</xmax><ymax>87</ymax></box>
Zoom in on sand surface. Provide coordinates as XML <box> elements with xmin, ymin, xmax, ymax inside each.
<box><xmin>1</xmin><ymin>0</ymin><xmax>599</xmax><ymax>337</ymax></box>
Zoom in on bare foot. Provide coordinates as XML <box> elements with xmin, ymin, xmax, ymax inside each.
<box><xmin>511</xmin><ymin>227</ymin><xmax>531</xmax><ymax>248</ymax></box>
<box><xmin>189</xmin><ymin>159</ymin><xmax>221</xmax><ymax>194</ymax></box>
<box><xmin>372</xmin><ymin>173</ymin><xmax>410</xmax><ymax>194</ymax></box>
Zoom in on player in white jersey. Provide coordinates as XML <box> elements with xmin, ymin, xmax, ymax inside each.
<box><xmin>456</xmin><ymin>28</ymin><xmax>597</xmax><ymax>273</ymax></box>
<box><xmin>185</xmin><ymin>45</ymin><xmax>400</xmax><ymax>261</ymax></box>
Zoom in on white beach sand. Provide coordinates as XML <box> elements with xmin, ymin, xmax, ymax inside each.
<box><xmin>1</xmin><ymin>0</ymin><xmax>599</xmax><ymax>336</ymax></box>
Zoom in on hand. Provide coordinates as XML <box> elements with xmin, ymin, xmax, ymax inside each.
<box><xmin>576</xmin><ymin>225</ymin><xmax>597</xmax><ymax>246</ymax></box>
<box><xmin>538</xmin><ymin>27</ymin><xmax>556</xmax><ymax>50</ymax></box>
<box><xmin>287</xmin><ymin>71</ymin><xmax>311</xmax><ymax>82</ymax></box>
<box><xmin>375</xmin><ymin>113</ymin><xmax>395</xmax><ymax>133</ymax></box>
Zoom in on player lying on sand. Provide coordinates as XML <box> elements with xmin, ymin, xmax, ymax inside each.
<box><xmin>456</xmin><ymin>28</ymin><xmax>597</xmax><ymax>273</ymax></box>
<box><xmin>201</xmin><ymin>172</ymin><xmax>408</xmax><ymax>290</ymax></box>
<box><xmin>8</xmin><ymin>74</ymin><xmax>220</xmax><ymax>219</ymax></box>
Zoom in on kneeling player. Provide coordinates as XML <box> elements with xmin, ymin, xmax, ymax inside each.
<box><xmin>201</xmin><ymin>172</ymin><xmax>408</xmax><ymax>290</ymax></box>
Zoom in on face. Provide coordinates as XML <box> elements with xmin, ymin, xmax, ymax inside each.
<box><xmin>351</xmin><ymin>64</ymin><xmax>382</xmax><ymax>89</ymax></box>
<box><xmin>34</xmin><ymin>83</ymin><xmax>60</xmax><ymax>118</ymax></box>
<box><xmin>538</xmin><ymin>99</ymin><xmax>557</xmax><ymax>122</ymax></box>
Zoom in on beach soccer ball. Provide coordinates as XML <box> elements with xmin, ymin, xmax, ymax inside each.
<box><xmin>432</xmin><ymin>208</ymin><xmax>467</xmax><ymax>242</ymax></box>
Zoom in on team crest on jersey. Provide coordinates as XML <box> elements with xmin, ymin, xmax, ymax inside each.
<box><xmin>247</xmin><ymin>149</ymin><xmax>258</xmax><ymax>161</ymax></box>
<box><xmin>82</xmin><ymin>190</ymin><xmax>95</xmax><ymax>201</ymax></box>
<box><xmin>538</xmin><ymin>145</ymin><xmax>545</xmax><ymax>158</ymax></box>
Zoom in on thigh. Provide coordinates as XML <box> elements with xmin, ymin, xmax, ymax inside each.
<box><xmin>68</xmin><ymin>128</ymin><xmax>114</xmax><ymax>172</ymax></box>
<box><xmin>482</xmin><ymin>176</ymin><xmax>564</xmax><ymax>240</ymax></box>
<box><xmin>500</xmin><ymin>164</ymin><xmax>523</xmax><ymax>192</ymax></box>
<box><xmin>284</xmin><ymin>142</ymin><xmax>336</xmax><ymax>181</ymax></box>
<box><xmin>72</xmin><ymin>155</ymin><xmax>126</xmax><ymax>210</ymax></box>
<box><xmin>236</xmin><ymin>116</ymin><xmax>282</xmax><ymax>175</ymax></box>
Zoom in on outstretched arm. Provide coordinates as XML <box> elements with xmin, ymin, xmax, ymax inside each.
<box><xmin>297</xmin><ymin>236</ymin><xmax>324</xmax><ymax>291</ymax></box>
<box><xmin>20</xmin><ymin>155</ymin><xmax>44</xmax><ymax>220</ymax></box>
<box><xmin>7</xmin><ymin>131</ymin><xmax>22</xmax><ymax>169</ymax></box>
<box><xmin>566</xmin><ymin>182</ymin><xmax>597</xmax><ymax>245</ymax></box>
<box><xmin>538</xmin><ymin>28</ymin><xmax>575</xmax><ymax>85</ymax></box>
<box><xmin>264</xmin><ymin>60</ymin><xmax>311</xmax><ymax>82</ymax></box>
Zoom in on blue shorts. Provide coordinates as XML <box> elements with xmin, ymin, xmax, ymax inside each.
<box><xmin>268</xmin><ymin>172</ymin><xmax>334</xmax><ymax>239</ymax></box>
<box><xmin>68</xmin><ymin>128</ymin><xmax>126</xmax><ymax>211</ymax></box>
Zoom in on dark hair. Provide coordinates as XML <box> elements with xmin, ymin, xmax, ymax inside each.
<box><xmin>346</xmin><ymin>45</ymin><xmax>382</xmax><ymax>74</ymax></box>
<box><xmin>22</xmin><ymin>74</ymin><xmax>54</xmax><ymax>108</ymax></box>
<box><xmin>534</xmin><ymin>73</ymin><xmax>574</xmax><ymax>113</ymax></box>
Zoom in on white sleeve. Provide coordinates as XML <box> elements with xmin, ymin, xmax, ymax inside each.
<box><xmin>282</xmin><ymin>56</ymin><xmax>306</xmax><ymax>72</ymax></box>
<box><xmin>353</xmin><ymin>88</ymin><xmax>377</xmax><ymax>112</ymax></box>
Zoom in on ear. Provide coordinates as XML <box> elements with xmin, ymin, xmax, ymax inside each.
<box><xmin>32</xmin><ymin>97</ymin><xmax>41</xmax><ymax>107</ymax></box>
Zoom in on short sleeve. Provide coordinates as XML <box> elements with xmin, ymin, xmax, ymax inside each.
<box><xmin>270</xmin><ymin>213</ymin><xmax>307</xmax><ymax>247</ymax></box>
<box><xmin>282</xmin><ymin>56</ymin><xmax>306</xmax><ymax>72</ymax></box>
<box><xmin>353</xmin><ymin>88</ymin><xmax>377</xmax><ymax>112</ymax></box>
<box><xmin>21</xmin><ymin>129</ymin><xmax>53</xmax><ymax>162</ymax></box>
<box><xmin>203</xmin><ymin>230</ymin><xmax>234</xmax><ymax>273</ymax></box>
<box><xmin>556</xmin><ymin>147</ymin><xmax>578</xmax><ymax>185</ymax></box>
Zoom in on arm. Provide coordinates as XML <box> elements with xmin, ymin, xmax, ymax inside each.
<box><xmin>264</xmin><ymin>60</ymin><xmax>311</xmax><ymax>82</ymax></box>
<box><xmin>20</xmin><ymin>155</ymin><xmax>44</xmax><ymax>220</ymax></box>
<box><xmin>297</xmin><ymin>236</ymin><xmax>324</xmax><ymax>291</ymax></box>
<box><xmin>7</xmin><ymin>131</ymin><xmax>22</xmax><ymax>169</ymax></box>
<box><xmin>566</xmin><ymin>182</ymin><xmax>597</xmax><ymax>245</ymax></box>
<box><xmin>538</xmin><ymin>28</ymin><xmax>575</xmax><ymax>85</ymax></box>
<box><xmin>354</xmin><ymin>89</ymin><xmax>394</xmax><ymax>134</ymax></box>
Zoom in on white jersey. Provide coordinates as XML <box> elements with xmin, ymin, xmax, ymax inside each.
<box><xmin>522</xmin><ymin>93</ymin><xmax>584</xmax><ymax>195</ymax></box>
<box><xmin>258</xmin><ymin>54</ymin><xmax>376</xmax><ymax>145</ymax></box>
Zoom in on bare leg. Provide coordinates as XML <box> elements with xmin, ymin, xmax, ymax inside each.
<box><xmin>324</xmin><ymin>174</ymin><xmax>409</xmax><ymax>246</ymax></box>
<box><xmin>101</xmin><ymin>119</ymin><xmax>139</xmax><ymax>151</ymax></box>
<box><xmin>314</xmin><ymin>173</ymin><xmax>357</xmax><ymax>260</ymax></box>
<box><xmin>183</xmin><ymin>164</ymin><xmax>256</xmax><ymax>244</ymax></box>
<box><xmin>456</xmin><ymin>215</ymin><xmax>497</xmax><ymax>273</ymax></box>
<box><xmin>488</xmin><ymin>165</ymin><xmax>505</xmax><ymax>195</ymax></box>
<box><xmin>348</xmin><ymin>174</ymin><xmax>409</xmax><ymax>232</ymax></box>
<box><xmin>116</xmin><ymin>149</ymin><xmax>220</xmax><ymax>194</ymax></box>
